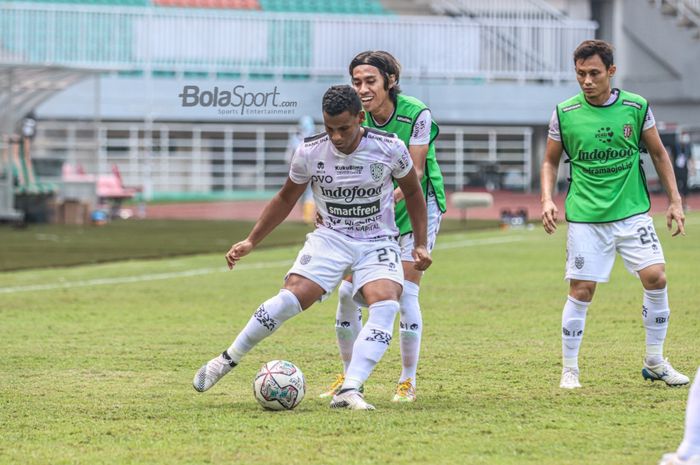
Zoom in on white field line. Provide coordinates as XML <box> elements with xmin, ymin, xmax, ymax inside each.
<box><xmin>0</xmin><ymin>261</ymin><xmax>291</xmax><ymax>295</ymax></box>
<box><xmin>0</xmin><ymin>235</ymin><xmax>526</xmax><ymax>294</ymax></box>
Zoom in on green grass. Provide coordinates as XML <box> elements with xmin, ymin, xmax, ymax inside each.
<box><xmin>0</xmin><ymin>214</ymin><xmax>698</xmax><ymax>464</ymax></box>
<box><xmin>0</xmin><ymin>218</ymin><xmax>498</xmax><ymax>271</ymax></box>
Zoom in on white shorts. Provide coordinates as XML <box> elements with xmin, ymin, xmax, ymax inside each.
<box><xmin>565</xmin><ymin>214</ymin><xmax>665</xmax><ymax>282</ymax></box>
<box><xmin>286</xmin><ymin>227</ymin><xmax>403</xmax><ymax>305</ymax></box>
<box><xmin>398</xmin><ymin>190</ymin><xmax>443</xmax><ymax>262</ymax></box>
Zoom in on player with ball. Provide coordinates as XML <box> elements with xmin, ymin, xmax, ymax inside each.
<box><xmin>193</xmin><ymin>85</ymin><xmax>431</xmax><ymax>410</ymax></box>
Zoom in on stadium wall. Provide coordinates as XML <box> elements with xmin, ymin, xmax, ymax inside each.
<box><xmin>35</xmin><ymin>75</ymin><xmax>581</xmax><ymax>126</ymax></box>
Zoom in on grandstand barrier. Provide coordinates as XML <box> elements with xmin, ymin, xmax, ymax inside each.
<box><xmin>451</xmin><ymin>192</ymin><xmax>494</xmax><ymax>222</ymax></box>
<box><xmin>0</xmin><ymin>3</ymin><xmax>596</xmax><ymax>82</ymax></box>
<box><xmin>30</xmin><ymin>120</ymin><xmax>535</xmax><ymax>197</ymax></box>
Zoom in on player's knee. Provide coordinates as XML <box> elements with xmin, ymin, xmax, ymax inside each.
<box><xmin>569</xmin><ymin>287</ymin><xmax>594</xmax><ymax>302</ymax></box>
<box><xmin>569</xmin><ymin>285</ymin><xmax>595</xmax><ymax>303</ymax></box>
<box><xmin>643</xmin><ymin>271</ymin><xmax>667</xmax><ymax>290</ymax></box>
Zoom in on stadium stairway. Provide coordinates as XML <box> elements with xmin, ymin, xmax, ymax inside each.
<box><xmin>622</xmin><ymin>0</ymin><xmax>700</xmax><ymax>101</ymax></box>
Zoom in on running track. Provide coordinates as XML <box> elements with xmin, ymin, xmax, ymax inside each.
<box><xmin>145</xmin><ymin>191</ymin><xmax>699</xmax><ymax>222</ymax></box>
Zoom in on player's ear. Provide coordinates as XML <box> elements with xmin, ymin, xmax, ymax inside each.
<box><xmin>358</xmin><ymin>110</ymin><xmax>365</xmax><ymax>125</ymax></box>
<box><xmin>608</xmin><ymin>64</ymin><xmax>616</xmax><ymax>77</ymax></box>
<box><xmin>388</xmin><ymin>74</ymin><xmax>397</xmax><ymax>88</ymax></box>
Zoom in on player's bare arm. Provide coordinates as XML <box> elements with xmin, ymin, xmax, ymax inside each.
<box><xmin>396</xmin><ymin>166</ymin><xmax>431</xmax><ymax>271</ymax></box>
<box><xmin>393</xmin><ymin>144</ymin><xmax>428</xmax><ymax>203</ymax></box>
<box><xmin>540</xmin><ymin>137</ymin><xmax>564</xmax><ymax>234</ymax></box>
<box><xmin>225</xmin><ymin>179</ymin><xmax>309</xmax><ymax>269</ymax></box>
<box><xmin>641</xmin><ymin>126</ymin><xmax>686</xmax><ymax>237</ymax></box>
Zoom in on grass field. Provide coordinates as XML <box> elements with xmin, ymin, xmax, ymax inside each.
<box><xmin>0</xmin><ymin>218</ymin><xmax>497</xmax><ymax>272</ymax></box>
<box><xmin>1</xmin><ymin>214</ymin><xmax>698</xmax><ymax>465</ymax></box>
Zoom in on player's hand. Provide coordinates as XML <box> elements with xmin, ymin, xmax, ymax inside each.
<box><xmin>393</xmin><ymin>187</ymin><xmax>404</xmax><ymax>204</ymax></box>
<box><xmin>666</xmin><ymin>201</ymin><xmax>686</xmax><ymax>237</ymax></box>
<box><xmin>541</xmin><ymin>199</ymin><xmax>558</xmax><ymax>234</ymax></box>
<box><xmin>411</xmin><ymin>245</ymin><xmax>432</xmax><ymax>271</ymax></box>
<box><xmin>225</xmin><ymin>239</ymin><xmax>254</xmax><ymax>269</ymax></box>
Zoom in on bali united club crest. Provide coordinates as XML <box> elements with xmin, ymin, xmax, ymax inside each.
<box><xmin>370</xmin><ymin>163</ymin><xmax>384</xmax><ymax>182</ymax></box>
<box><xmin>574</xmin><ymin>255</ymin><xmax>585</xmax><ymax>270</ymax></box>
<box><xmin>623</xmin><ymin>124</ymin><xmax>633</xmax><ymax>139</ymax></box>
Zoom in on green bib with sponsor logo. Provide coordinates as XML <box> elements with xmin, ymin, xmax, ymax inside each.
<box><xmin>364</xmin><ymin>94</ymin><xmax>446</xmax><ymax>235</ymax></box>
<box><xmin>557</xmin><ymin>89</ymin><xmax>650</xmax><ymax>223</ymax></box>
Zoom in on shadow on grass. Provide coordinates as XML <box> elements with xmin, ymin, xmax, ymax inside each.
<box><xmin>0</xmin><ymin>218</ymin><xmax>500</xmax><ymax>272</ymax></box>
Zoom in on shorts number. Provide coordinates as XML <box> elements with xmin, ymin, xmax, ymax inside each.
<box><xmin>376</xmin><ymin>247</ymin><xmax>399</xmax><ymax>264</ymax></box>
<box><xmin>637</xmin><ymin>226</ymin><xmax>659</xmax><ymax>245</ymax></box>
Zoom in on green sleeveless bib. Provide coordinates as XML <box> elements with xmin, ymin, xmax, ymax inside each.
<box><xmin>364</xmin><ymin>94</ymin><xmax>446</xmax><ymax>235</ymax></box>
<box><xmin>557</xmin><ymin>89</ymin><xmax>650</xmax><ymax>223</ymax></box>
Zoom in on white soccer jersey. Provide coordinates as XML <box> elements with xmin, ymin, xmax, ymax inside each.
<box><xmin>289</xmin><ymin>128</ymin><xmax>413</xmax><ymax>241</ymax></box>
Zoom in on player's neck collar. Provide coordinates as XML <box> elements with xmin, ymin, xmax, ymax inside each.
<box><xmin>584</xmin><ymin>88</ymin><xmax>619</xmax><ymax>108</ymax></box>
<box><xmin>369</xmin><ymin>101</ymin><xmax>396</xmax><ymax>127</ymax></box>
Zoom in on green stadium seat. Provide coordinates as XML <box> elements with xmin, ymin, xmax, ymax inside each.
<box><xmin>8</xmin><ymin>139</ymin><xmax>55</xmax><ymax>196</ymax></box>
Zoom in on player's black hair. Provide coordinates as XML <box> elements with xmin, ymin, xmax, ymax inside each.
<box><xmin>574</xmin><ymin>40</ymin><xmax>614</xmax><ymax>69</ymax></box>
<box><xmin>349</xmin><ymin>50</ymin><xmax>402</xmax><ymax>101</ymax></box>
<box><xmin>322</xmin><ymin>85</ymin><xmax>362</xmax><ymax>116</ymax></box>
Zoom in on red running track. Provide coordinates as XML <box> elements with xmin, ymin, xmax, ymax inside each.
<box><xmin>144</xmin><ymin>191</ymin><xmax>699</xmax><ymax>222</ymax></box>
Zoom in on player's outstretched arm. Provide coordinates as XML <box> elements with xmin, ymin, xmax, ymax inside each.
<box><xmin>540</xmin><ymin>138</ymin><xmax>563</xmax><ymax>235</ymax></box>
<box><xmin>396</xmin><ymin>166</ymin><xmax>431</xmax><ymax>271</ymax></box>
<box><xmin>225</xmin><ymin>179</ymin><xmax>309</xmax><ymax>269</ymax></box>
<box><xmin>642</xmin><ymin>126</ymin><xmax>686</xmax><ymax>237</ymax></box>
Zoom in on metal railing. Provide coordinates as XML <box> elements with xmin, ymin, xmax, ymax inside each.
<box><xmin>654</xmin><ymin>0</ymin><xmax>700</xmax><ymax>29</ymax></box>
<box><xmin>433</xmin><ymin>0</ymin><xmax>566</xmax><ymax>21</ymax></box>
<box><xmin>31</xmin><ymin>120</ymin><xmax>534</xmax><ymax>198</ymax></box>
<box><xmin>684</xmin><ymin>0</ymin><xmax>700</xmax><ymax>13</ymax></box>
<box><xmin>0</xmin><ymin>3</ymin><xmax>596</xmax><ymax>82</ymax></box>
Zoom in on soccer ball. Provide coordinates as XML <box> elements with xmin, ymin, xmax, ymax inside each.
<box><xmin>253</xmin><ymin>360</ymin><xmax>305</xmax><ymax>410</ymax></box>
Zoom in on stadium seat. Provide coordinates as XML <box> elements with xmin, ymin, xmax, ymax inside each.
<box><xmin>8</xmin><ymin>138</ymin><xmax>55</xmax><ymax>196</ymax></box>
<box><xmin>152</xmin><ymin>0</ymin><xmax>260</xmax><ymax>9</ymax></box>
<box><xmin>62</xmin><ymin>163</ymin><xmax>137</xmax><ymax>203</ymax></box>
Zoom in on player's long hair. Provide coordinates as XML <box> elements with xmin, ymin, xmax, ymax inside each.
<box><xmin>349</xmin><ymin>50</ymin><xmax>402</xmax><ymax>101</ymax></box>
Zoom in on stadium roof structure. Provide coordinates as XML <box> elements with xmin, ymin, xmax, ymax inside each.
<box><xmin>0</xmin><ymin>64</ymin><xmax>97</xmax><ymax>222</ymax></box>
<box><xmin>0</xmin><ymin>65</ymin><xmax>96</xmax><ymax>136</ymax></box>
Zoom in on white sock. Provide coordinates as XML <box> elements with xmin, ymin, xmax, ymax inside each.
<box><xmin>226</xmin><ymin>289</ymin><xmax>301</xmax><ymax>363</ymax></box>
<box><xmin>342</xmin><ymin>300</ymin><xmax>399</xmax><ymax>391</ymax></box>
<box><xmin>335</xmin><ymin>280</ymin><xmax>362</xmax><ymax>372</ymax></box>
<box><xmin>399</xmin><ymin>281</ymin><xmax>422</xmax><ymax>386</ymax></box>
<box><xmin>562</xmin><ymin>296</ymin><xmax>590</xmax><ymax>370</ymax></box>
<box><xmin>642</xmin><ymin>287</ymin><xmax>670</xmax><ymax>366</ymax></box>
<box><xmin>677</xmin><ymin>367</ymin><xmax>700</xmax><ymax>460</ymax></box>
